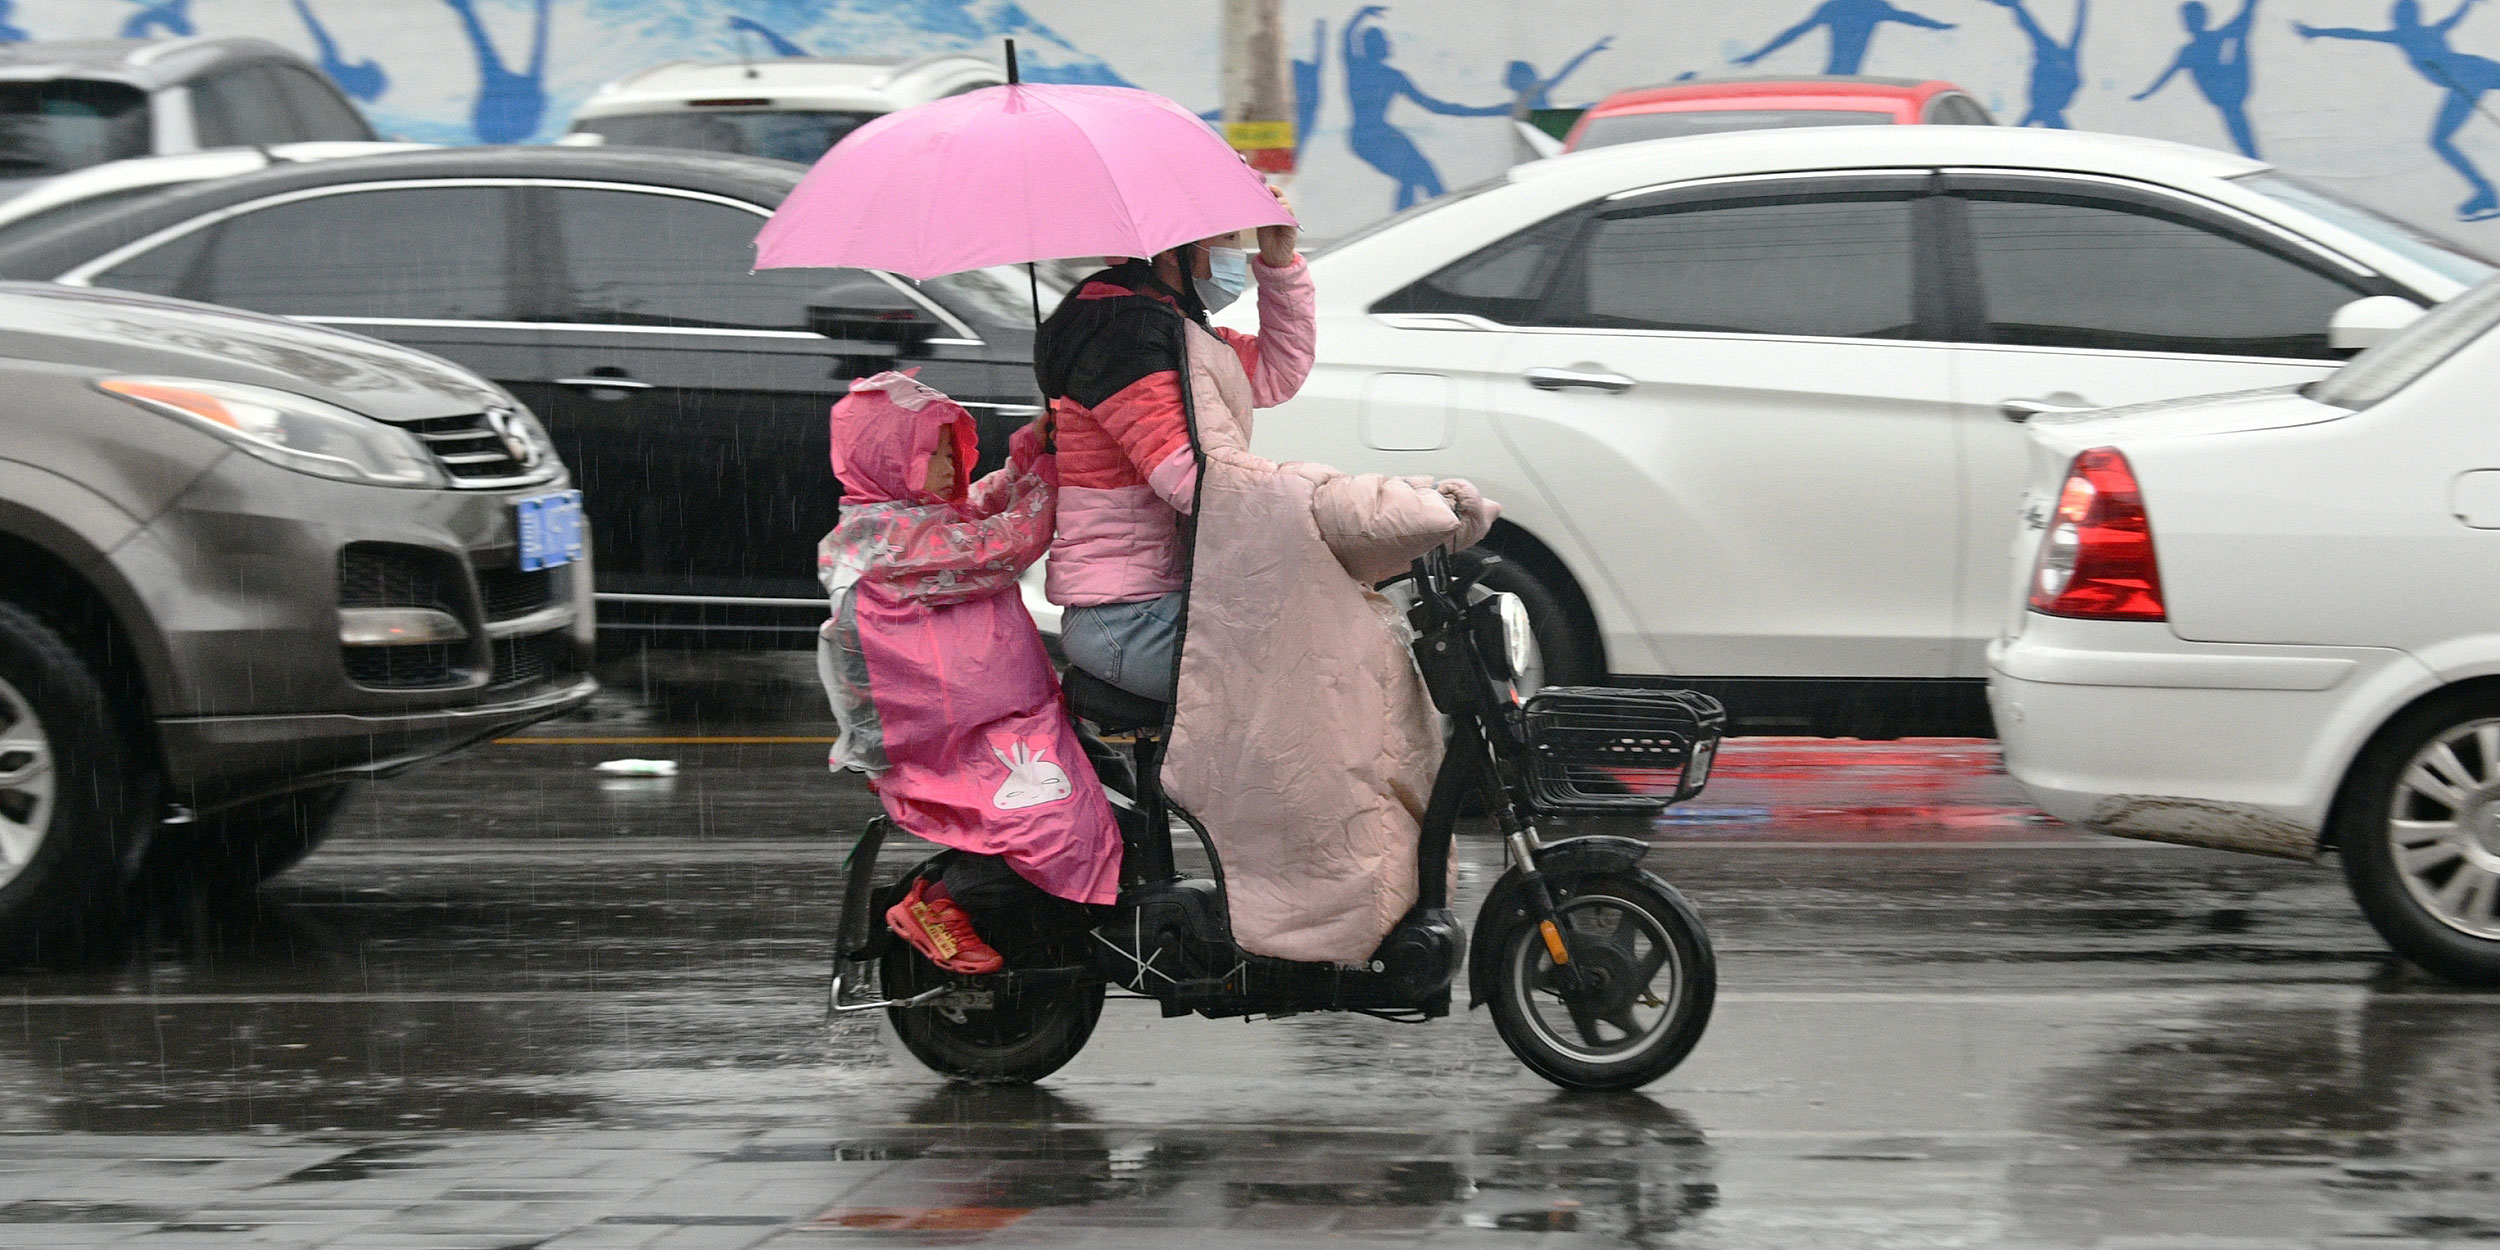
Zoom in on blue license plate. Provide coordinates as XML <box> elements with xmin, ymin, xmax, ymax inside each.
<box><xmin>516</xmin><ymin>490</ymin><xmax>583</xmax><ymax>572</ymax></box>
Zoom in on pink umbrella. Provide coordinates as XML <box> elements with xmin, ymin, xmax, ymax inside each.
<box><xmin>753</xmin><ymin>72</ymin><xmax>1294</xmax><ymax>281</ymax></box>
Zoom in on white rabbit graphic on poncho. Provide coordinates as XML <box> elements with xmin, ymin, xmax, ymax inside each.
<box><xmin>990</xmin><ymin>740</ymin><xmax>1073</xmax><ymax>810</ymax></box>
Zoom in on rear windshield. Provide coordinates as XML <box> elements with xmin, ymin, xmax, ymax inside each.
<box><xmin>2233</xmin><ymin>170</ymin><xmax>2496</xmax><ymax>289</ymax></box>
<box><xmin>2309</xmin><ymin>273</ymin><xmax>2500</xmax><ymax>409</ymax></box>
<box><xmin>1574</xmin><ymin>108</ymin><xmax>1893</xmax><ymax>149</ymax></box>
<box><xmin>571</xmin><ymin>109</ymin><xmax>879</xmax><ymax>165</ymax></box>
<box><xmin>0</xmin><ymin>80</ymin><xmax>151</xmax><ymax>178</ymax></box>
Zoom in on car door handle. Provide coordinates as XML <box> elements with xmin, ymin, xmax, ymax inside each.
<box><xmin>1525</xmin><ymin>367</ymin><xmax>1635</xmax><ymax>394</ymax></box>
<box><xmin>554</xmin><ymin>376</ymin><xmax>656</xmax><ymax>391</ymax></box>
<box><xmin>1998</xmin><ymin>395</ymin><xmax>2096</xmax><ymax>423</ymax></box>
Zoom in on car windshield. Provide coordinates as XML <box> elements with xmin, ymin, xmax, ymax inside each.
<box><xmin>2310</xmin><ymin>273</ymin><xmax>2500</xmax><ymax>409</ymax></box>
<box><xmin>573</xmin><ymin>109</ymin><xmax>880</xmax><ymax>165</ymax></box>
<box><xmin>1574</xmin><ymin>108</ymin><xmax>1893</xmax><ymax>149</ymax></box>
<box><xmin>2234</xmin><ymin>170</ymin><xmax>2497</xmax><ymax>289</ymax></box>
<box><xmin>0</xmin><ymin>80</ymin><xmax>152</xmax><ymax>178</ymax></box>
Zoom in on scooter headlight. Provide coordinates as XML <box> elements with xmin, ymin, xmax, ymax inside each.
<box><xmin>1491</xmin><ymin>591</ymin><xmax>1534</xmax><ymax>684</ymax></box>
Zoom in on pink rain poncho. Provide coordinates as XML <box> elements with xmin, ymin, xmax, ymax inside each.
<box><xmin>815</xmin><ymin>372</ymin><xmax>1120</xmax><ymax>906</ymax></box>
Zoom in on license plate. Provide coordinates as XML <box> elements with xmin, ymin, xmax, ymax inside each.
<box><xmin>516</xmin><ymin>490</ymin><xmax>584</xmax><ymax>572</ymax></box>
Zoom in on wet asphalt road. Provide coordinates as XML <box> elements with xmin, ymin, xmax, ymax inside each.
<box><xmin>2</xmin><ymin>659</ymin><xmax>2497</xmax><ymax>1247</ymax></box>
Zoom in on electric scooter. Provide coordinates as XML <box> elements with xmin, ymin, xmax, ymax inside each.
<box><xmin>829</xmin><ymin>548</ymin><xmax>1726</xmax><ymax>1091</ymax></box>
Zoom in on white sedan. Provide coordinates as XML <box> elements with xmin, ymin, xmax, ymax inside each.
<box><xmin>1990</xmin><ymin>278</ymin><xmax>2500</xmax><ymax>983</ymax></box>
<box><xmin>1243</xmin><ymin>126</ymin><xmax>2490</xmax><ymax>735</ymax></box>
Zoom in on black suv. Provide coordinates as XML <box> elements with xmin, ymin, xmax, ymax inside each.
<box><xmin>0</xmin><ymin>146</ymin><xmax>1052</xmax><ymax>648</ymax></box>
<box><xmin>0</xmin><ymin>282</ymin><xmax>594</xmax><ymax>957</ymax></box>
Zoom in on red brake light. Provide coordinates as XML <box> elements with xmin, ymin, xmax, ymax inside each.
<box><xmin>2028</xmin><ymin>447</ymin><xmax>2165</xmax><ymax>621</ymax></box>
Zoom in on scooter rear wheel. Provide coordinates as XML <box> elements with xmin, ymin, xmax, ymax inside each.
<box><xmin>1486</xmin><ymin>870</ymin><xmax>1715</xmax><ymax>1091</ymax></box>
<box><xmin>881</xmin><ymin>948</ymin><xmax>1105</xmax><ymax>1084</ymax></box>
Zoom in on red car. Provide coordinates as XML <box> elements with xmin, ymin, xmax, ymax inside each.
<box><xmin>1559</xmin><ymin>76</ymin><xmax>1993</xmax><ymax>152</ymax></box>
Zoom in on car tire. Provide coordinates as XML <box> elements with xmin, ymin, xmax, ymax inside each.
<box><xmin>1477</xmin><ymin>556</ymin><xmax>1599</xmax><ymax>694</ymax></box>
<box><xmin>2338</xmin><ymin>688</ymin><xmax>2500</xmax><ymax>985</ymax></box>
<box><xmin>0</xmin><ymin>600</ymin><xmax>149</xmax><ymax>965</ymax></box>
<box><xmin>185</xmin><ymin>784</ymin><xmax>356</xmax><ymax>892</ymax></box>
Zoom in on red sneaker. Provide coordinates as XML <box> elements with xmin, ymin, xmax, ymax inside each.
<box><xmin>885</xmin><ymin>879</ymin><xmax>1004</xmax><ymax>974</ymax></box>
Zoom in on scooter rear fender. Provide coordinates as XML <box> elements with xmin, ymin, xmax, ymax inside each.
<box><xmin>1467</xmin><ymin>834</ymin><xmax>1651</xmax><ymax>1010</ymax></box>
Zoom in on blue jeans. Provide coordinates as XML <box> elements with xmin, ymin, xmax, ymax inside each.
<box><xmin>1059</xmin><ymin>592</ymin><xmax>1182</xmax><ymax>702</ymax></box>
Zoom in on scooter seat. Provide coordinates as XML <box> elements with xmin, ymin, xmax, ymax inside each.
<box><xmin>1061</xmin><ymin>666</ymin><xmax>1168</xmax><ymax>734</ymax></box>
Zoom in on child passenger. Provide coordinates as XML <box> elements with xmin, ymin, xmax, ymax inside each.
<box><xmin>816</xmin><ymin>372</ymin><xmax>1121</xmax><ymax>975</ymax></box>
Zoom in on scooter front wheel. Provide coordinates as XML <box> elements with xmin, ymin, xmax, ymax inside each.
<box><xmin>1485</xmin><ymin>870</ymin><xmax>1715</xmax><ymax>1091</ymax></box>
<box><xmin>880</xmin><ymin>948</ymin><xmax>1105</xmax><ymax>1084</ymax></box>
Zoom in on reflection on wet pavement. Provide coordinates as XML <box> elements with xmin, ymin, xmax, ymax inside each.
<box><xmin>0</xmin><ymin>678</ymin><xmax>2491</xmax><ymax>1245</ymax></box>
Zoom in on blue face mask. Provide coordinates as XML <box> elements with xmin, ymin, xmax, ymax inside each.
<box><xmin>1195</xmin><ymin>247</ymin><xmax>1250</xmax><ymax>313</ymax></box>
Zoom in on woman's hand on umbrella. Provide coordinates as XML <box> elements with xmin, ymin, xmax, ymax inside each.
<box><xmin>1257</xmin><ymin>185</ymin><xmax>1299</xmax><ymax>267</ymax></box>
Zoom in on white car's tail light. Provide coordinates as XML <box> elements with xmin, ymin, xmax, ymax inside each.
<box><xmin>2029</xmin><ymin>447</ymin><xmax>2166</xmax><ymax>621</ymax></box>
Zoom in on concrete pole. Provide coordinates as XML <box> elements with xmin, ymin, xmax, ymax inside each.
<box><xmin>1221</xmin><ymin>0</ymin><xmax>1295</xmax><ymax>176</ymax></box>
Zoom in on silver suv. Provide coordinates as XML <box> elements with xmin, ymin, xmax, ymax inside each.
<box><xmin>0</xmin><ymin>282</ymin><xmax>594</xmax><ymax>960</ymax></box>
<box><xmin>563</xmin><ymin>53</ymin><xmax>1001</xmax><ymax>165</ymax></box>
<box><xmin>0</xmin><ymin>37</ymin><xmax>375</xmax><ymax>187</ymax></box>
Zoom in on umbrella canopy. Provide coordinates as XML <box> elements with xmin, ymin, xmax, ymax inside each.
<box><xmin>753</xmin><ymin>83</ymin><xmax>1295</xmax><ymax>281</ymax></box>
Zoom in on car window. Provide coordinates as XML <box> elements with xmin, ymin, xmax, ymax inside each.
<box><xmin>1960</xmin><ymin>192</ymin><xmax>2367</xmax><ymax>358</ymax></box>
<box><xmin>1371</xmin><ymin>210</ymin><xmax>1581</xmax><ymax>322</ymax></box>
<box><xmin>87</xmin><ymin>222</ymin><xmax>213</xmax><ymax>298</ymax></box>
<box><xmin>1574</xmin><ymin>108</ymin><xmax>1893</xmax><ymax>149</ymax></box>
<box><xmin>191</xmin><ymin>66</ymin><xmax>300</xmax><ymax>147</ymax></box>
<box><xmin>0</xmin><ymin>184</ymin><xmax>187</xmax><ymax>251</ymax></box>
<box><xmin>104</xmin><ymin>186</ymin><xmax>518</xmax><ymax>318</ymax></box>
<box><xmin>548</xmin><ymin>187</ymin><xmax>830</xmax><ymax>330</ymax></box>
<box><xmin>571</xmin><ymin>111</ymin><xmax>880</xmax><ymax>165</ymax></box>
<box><xmin>2233</xmin><ymin>170</ymin><xmax>2495</xmax><ymax>289</ymax></box>
<box><xmin>0</xmin><ymin>80</ymin><xmax>152</xmax><ymax>177</ymax></box>
<box><xmin>1537</xmin><ymin>194</ymin><xmax>1919</xmax><ymax>338</ymax></box>
<box><xmin>268</xmin><ymin>65</ymin><xmax>373</xmax><ymax>141</ymax></box>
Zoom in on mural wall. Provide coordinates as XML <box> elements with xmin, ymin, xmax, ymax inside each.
<box><xmin>10</xmin><ymin>0</ymin><xmax>2500</xmax><ymax>245</ymax></box>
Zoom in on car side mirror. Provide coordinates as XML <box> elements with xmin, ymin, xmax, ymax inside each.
<box><xmin>806</xmin><ymin>275</ymin><xmax>942</xmax><ymax>357</ymax></box>
<box><xmin>2330</xmin><ymin>295</ymin><xmax>2426</xmax><ymax>352</ymax></box>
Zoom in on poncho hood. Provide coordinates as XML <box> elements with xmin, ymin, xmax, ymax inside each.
<box><xmin>829</xmin><ymin>371</ymin><xmax>977</xmax><ymax>506</ymax></box>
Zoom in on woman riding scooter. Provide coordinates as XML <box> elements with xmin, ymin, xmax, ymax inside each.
<box><xmin>1035</xmin><ymin>190</ymin><xmax>1499</xmax><ymax>965</ymax></box>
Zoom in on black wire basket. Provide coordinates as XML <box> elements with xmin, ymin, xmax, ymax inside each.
<box><xmin>1519</xmin><ymin>686</ymin><xmax>1728</xmax><ymax>814</ymax></box>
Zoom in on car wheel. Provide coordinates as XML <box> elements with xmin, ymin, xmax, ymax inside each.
<box><xmin>1478</xmin><ymin>556</ymin><xmax>1599</xmax><ymax>694</ymax></box>
<box><xmin>184</xmin><ymin>784</ymin><xmax>356</xmax><ymax>892</ymax></box>
<box><xmin>0</xmin><ymin>601</ymin><xmax>149</xmax><ymax>964</ymax></box>
<box><xmin>2339</xmin><ymin>690</ymin><xmax>2500</xmax><ymax>985</ymax></box>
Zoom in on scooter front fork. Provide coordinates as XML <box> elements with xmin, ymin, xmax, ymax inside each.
<box><xmin>1504</xmin><ymin>826</ymin><xmax>1589</xmax><ymax>993</ymax></box>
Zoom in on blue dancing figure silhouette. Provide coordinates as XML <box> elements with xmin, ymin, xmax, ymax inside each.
<box><xmin>727</xmin><ymin>16</ymin><xmax>810</xmax><ymax>59</ymax></box>
<box><xmin>1989</xmin><ymin>0</ymin><xmax>2086</xmax><ymax>128</ymax></box>
<box><xmin>2135</xmin><ymin>0</ymin><xmax>2260</xmax><ymax>156</ymax></box>
<box><xmin>1733</xmin><ymin>0</ymin><xmax>1955</xmax><ymax>75</ymax></box>
<box><xmin>291</xmin><ymin>0</ymin><xmax>387</xmax><ymax>103</ymax></box>
<box><xmin>1344</xmin><ymin>5</ymin><xmax>1511</xmax><ymax>211</ymax></box>
<box><xmin>1294</xmin><ymin>19</ymin><xmax>1325</xmax><ymax>156</ymax></box>
<box><xmin>121</xmin><ymin>0</ymin><xmax>192</xmax><ymax>39</ymax></box>
<box><xmin>2298</xmin><ymin>0</ymin><xmax>2500</xmax><ymax>220</ymax></box>
<box><xmin>0</xmin><ymin>2</ymin><xmax>26</xmax><ymax>43</ymax></box>
<box><xmin>444</xmin><ymin>0</ymin><xmax>550</xmax><ymax>144</ymax></box>
<box><xmin>1504</xmin><ymin>36</ymin><xmax>1613</xmax><ymax>110</ymax></box>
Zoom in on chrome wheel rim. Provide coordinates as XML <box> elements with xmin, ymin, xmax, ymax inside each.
<box><xmin>1509</xmin><ymin>891</ymin><xmax>1683</xmax><ymax>1064</ymax></box>
<box><xmin>0</xmin><ymin>674</ymin><xmax>53</xmax><ymax>889</ymax></box>
<box><xmin>2387</xmin><ymin>717</ymin><xmax>2500</xmax><ymax>940</ymax></box>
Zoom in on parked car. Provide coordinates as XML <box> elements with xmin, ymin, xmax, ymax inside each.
<box><xmin>1990</xmin><ymin>276</ymin><xmax>2500</xmax><ymax>985</ymax></box>
<box><xmin>1238</xmin><ymin>126</ymin><xmax>2489</xmax><ymax>734</ymax></box>
<box><xmin>563</xmin><ymin>53</ymin><xmax>1003</xmax><ymax>165</ymax></box>
<box><xmin>0</xmin><ymin>146</ymin><xmax>1054</xmax><ymax>648</ymax></box>
<box><xmin>0</xmin><ymin>281</ymin><xmax>595</xmax><ymax>956</ymax></box>
<box><xmin>1558</xmin><ymin>76</ymin><xmax>1992</xmax><ymax>154</ymax></box>
<box><xmin>0</xmin><ymin>38</ymin><xmax>376</xmax><ymax>192</ymax></box>
<box><xmin>0</xmin><ymin>141</ymin><xmax>426</xmax><ymax>250</ymax></box>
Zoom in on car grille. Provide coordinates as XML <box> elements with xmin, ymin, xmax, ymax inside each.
<box><xmin>490</xmin><ymin>632</ymin><xmax>566</xmax><ymax>689</ymax></box>
<box><xmin>479</xmin><ymin>566</ymin><xmax>557</xmax><ymax>620</ymax></box>
<box><xmin>343</xmin><ymin>642</ymin><xmax>462</xmax><ymax>689</ymax></box>
<box><xmin>339</xmin><ymin>544</ymin><xmax>461</xmax><ymax>614</ymax></box>
<box><xmin>401</xmin><ymin>410</ymin><xmax>545</xmax><ymax>487</ymax></box>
